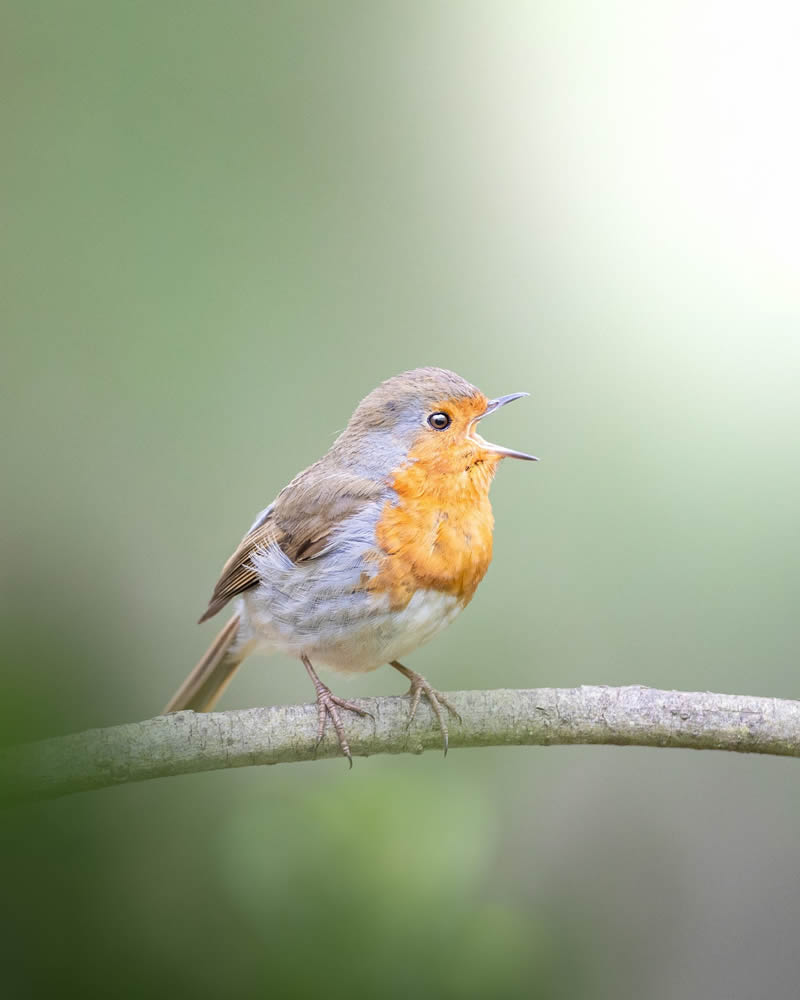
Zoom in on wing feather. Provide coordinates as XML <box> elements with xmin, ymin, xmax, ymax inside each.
<box><xmin>198</xmin><ymin>522</ymin><xmax>281</xmax><ymax>623</ymax></box>
<box><xmin>197</xmin><ymin>468</ymin><xmax>385</xmax><ymax>623</ymax></box>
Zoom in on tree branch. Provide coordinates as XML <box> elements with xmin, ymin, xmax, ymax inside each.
<box><xmin>2</xmin><ymin>685</ymin><xmax>799</xmax><ymax>805</ymax></box>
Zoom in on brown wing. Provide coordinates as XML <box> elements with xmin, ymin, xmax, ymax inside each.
<box><xmin>198</xmin><ymin>518</ymin><xmax>280</xmax><ymax>623</ymax></box>
<box><xmin>198</xmin><ymin>466</ymin><xmax>385</xmax><ymax>623</ymax></box>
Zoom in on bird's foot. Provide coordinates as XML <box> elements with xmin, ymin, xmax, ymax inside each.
<box><xmin>314</xmin><ymin>687</ymin><xmax>372</xmax><ymax>767</ymax></box>
<box><xmin>390</xmin><ymin>661</ymin><xmax>462</xmax><ymax>756</ymax></box>
<box><xmin>303</xmin><ymin>655</ymin><xmax>372</xmax><ymax>767</ymax></box>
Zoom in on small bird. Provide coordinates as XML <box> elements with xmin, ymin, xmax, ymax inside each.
<box><xmin>164</xmin><ymin>367</ymin><xmax>536</xmax><ymax>763</ymax></box>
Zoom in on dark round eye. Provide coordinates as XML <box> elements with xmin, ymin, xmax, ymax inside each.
<box><xmin>427</xmin><ymin>411</ymin><xmax>451</xmax><ymax>430</ymax></box>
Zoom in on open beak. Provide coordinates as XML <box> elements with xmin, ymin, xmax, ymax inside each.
<box><xmin>471</xmin><ymin>392</ymin><xmax>539</xmax><ymax>461</ymax></box>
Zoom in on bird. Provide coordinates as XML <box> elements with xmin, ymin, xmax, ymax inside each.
<box><xmin>164</xmin><ymin>367</ymin><xmax>537</xmax><ymax>764</ymax></box>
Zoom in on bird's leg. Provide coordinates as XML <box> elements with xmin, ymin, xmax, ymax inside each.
<box><xmin>390</xmin><ymin>660</ymin><xmax>462</xmax><ymax>756</ymax></box>
<box><xmin>302</xmin><ymin>655</ymin><xmax>372</xmax><ymax>768</ymax></box>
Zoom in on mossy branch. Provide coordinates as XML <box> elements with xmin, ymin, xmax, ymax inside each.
<box><xmin>3</xmin><ymin>685</ymin><xmax>799</xmax><ymax>805</ymax></box>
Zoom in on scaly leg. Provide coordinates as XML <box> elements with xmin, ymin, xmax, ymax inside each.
<box><xmin>302</xmin><ymin>655</ymin><xmax>372</xmax><ymax>767</ymax></box>
<box><xmin>390</xmin><ymin>660</ymin><xmax>462</xmax><ymax>756</ymax></box>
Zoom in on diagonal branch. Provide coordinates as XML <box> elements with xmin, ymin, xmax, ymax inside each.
<box><xmin>2</xmin><ymin>685</ymin><xmax>799</xmax><ymax>805</ymax></box>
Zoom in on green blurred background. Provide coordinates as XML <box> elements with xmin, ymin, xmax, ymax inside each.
<box><xmin>3</xmin><ymin>2</ymin><xmax>800</xmax><ymax>997</ymax></box>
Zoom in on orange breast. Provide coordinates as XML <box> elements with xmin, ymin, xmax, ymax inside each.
<box><xmin>367</xmin><ymin>435</ymin><xmax>501</xmax><ymax>610</ymax></box>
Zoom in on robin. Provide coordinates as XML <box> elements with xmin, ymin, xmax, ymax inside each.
<box><xmin>164</xmin><ymin>367</ymin><xmax>536</xmax><ymax>763</ymax></box>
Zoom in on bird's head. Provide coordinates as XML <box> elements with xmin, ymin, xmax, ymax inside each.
<box><xmin>338</xmin><ymin>367</ymin><xmax>537</xmax><ymax>489</ymax></box>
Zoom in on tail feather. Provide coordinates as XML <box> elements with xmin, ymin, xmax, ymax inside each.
<box><xmin>163</xmin><ymin>614</ymin><xmax>244</xmax><ymax>713</ymax></box>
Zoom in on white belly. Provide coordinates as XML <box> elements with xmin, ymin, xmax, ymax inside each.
<box><xmin>241</xmin><ymin>585</ymin><xmax>464</xmax><ymax>674</ymax></box>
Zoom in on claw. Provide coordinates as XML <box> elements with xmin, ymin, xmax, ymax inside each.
<box><xmin>303</xmin><ymin>655</ymin><xmax>371</xmax><ymax>765</ymax></box>
<box><xmin>315</xmin><ymin>689</ymin><xmax>371</xmax><ymax>766</ymax></box>
<box><xmin>390</xmin><ymin>661</ymin><xmax>461</xmax><ymax>755</ymax></box>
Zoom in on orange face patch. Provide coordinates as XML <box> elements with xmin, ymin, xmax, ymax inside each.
<box><xmin>366</xmin><ymin>395</ymin><xmax>502</xmax><ymax>609</ymax></box>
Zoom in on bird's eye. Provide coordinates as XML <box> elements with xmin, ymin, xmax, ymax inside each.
<box><xmin>427</xmin><ymin>412</ymin><xmax>451</xmax><ymax>430</ymax></box>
